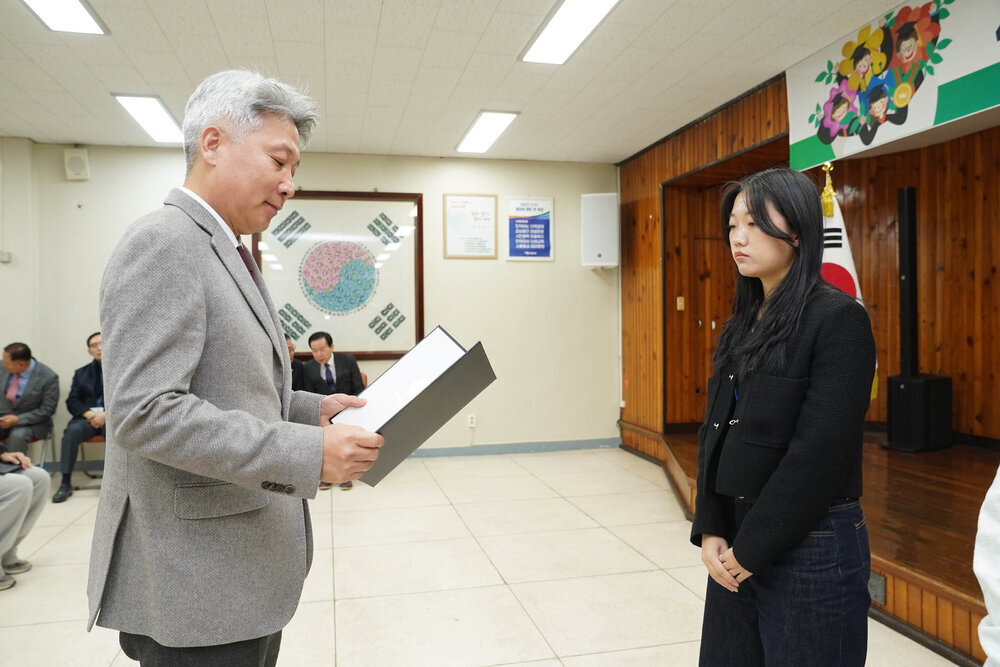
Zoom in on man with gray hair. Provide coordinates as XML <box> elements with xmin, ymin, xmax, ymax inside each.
<box><xmin>88</xmin><ymin>69</ymin><xmax>384</xmax><ymax>665</ymax></box>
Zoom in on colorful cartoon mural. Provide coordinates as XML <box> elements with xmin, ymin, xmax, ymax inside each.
<box><xmin>807</xmin><ymin>0</ymin><xmax>953</xmax><ymax>147</ymax></box>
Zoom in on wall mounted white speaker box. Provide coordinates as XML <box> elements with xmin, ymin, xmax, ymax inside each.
<box><xmin>64</xmin><ymin>148</ymin><xmax>90</xmax><ymax>181</ymax></box>
<box><xmin>581</xmin><ymin>192</ymin><xmax>619</xmax><ymax>267</ymax></box>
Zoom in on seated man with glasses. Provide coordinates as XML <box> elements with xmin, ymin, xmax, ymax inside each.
<box><xmin>53</xmin><ymin>332</ymin><xmax>105</xmax><ymax>503</ymax></box>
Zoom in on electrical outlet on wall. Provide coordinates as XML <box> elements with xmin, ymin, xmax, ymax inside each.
<box><xmin>467</xmin><ymin>413</ymin><xmax>476</xmax><ymax>428</ymax></box>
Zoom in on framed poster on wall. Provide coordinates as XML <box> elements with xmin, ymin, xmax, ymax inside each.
<box><xmin>443</xmin><ymin>193</ymin><xmax>497</xmax><ymax>259</ymax></box>
<box><xmin>254</xmin><ymin>191</ymin><xmax>424</xmax><ymax>360</ymax></box>
<box><xmin>507</xmin><ymin>196</ymin><xmax>553</xmax><ymax>261</ymax></box>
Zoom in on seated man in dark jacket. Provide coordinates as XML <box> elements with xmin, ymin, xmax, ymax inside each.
<box><xmin>303</xmin><ymin>331</ymin><xmax>365</xmax><ymax>489</ymax></box>
<box><xmin>53</xmin><ymin>332</ymin><xmax>104</xmax><ymax>503</ymax></box>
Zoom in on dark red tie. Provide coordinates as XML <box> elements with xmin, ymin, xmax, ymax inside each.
<box><xmin>237</xmin><ymin>245</ymin><xmax>256</xmax><ymax>276</ymax></box>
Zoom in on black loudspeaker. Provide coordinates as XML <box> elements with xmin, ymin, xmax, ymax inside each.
<box><xmin>887</xmin><ymin>374</ymin><xmax>952</xmax><ymax>451</ymax></box>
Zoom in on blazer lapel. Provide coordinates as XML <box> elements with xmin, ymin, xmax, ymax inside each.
<box><xmin>165</xmin><ymin>189</ymin><xmax>291</xmax><ymax>411</ymax></box>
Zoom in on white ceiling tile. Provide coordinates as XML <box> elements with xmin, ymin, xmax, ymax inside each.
<box><xmin>410</xmin><ymin>67</ymin><xmax>462</xmax><ymax>99</ymax></box>
<box><xmin>128</xmin><ymin>51</ymin><xmax>191</xmax><ymax>86</ymax></box>
<box><xmin>104</xmin><ymin>7</ymin><xmax>173</xmax><ymax>53</ymax></box>
<box><xmin>274</xmin><ymin>40</ymin><xmax>326</xmax><ymax>78</ymax></box>
<box><xmin>421</xmin><ymin>30</ymin><xmax>480</xmax><ymax>69</ymax></box>
<box><xmin>368</xmin><ymin>79</ymin><xmax>412</xmax><ymax>107</ymax></box>
<box><xmin>608</xmin><ymin>0</ymin><xmax>677</xmax><ymax>26</ymax></box>
<box><xmin>149</xmin><ymin>1</ymin><xmax>216</xmax><ymax>37</ymax></box>
<box><xmin>493</xmin><ymin>0</ymin><xmax>550</xmax><ymax>17</ymax></box>
<box><xmin>323</xmin><ymin>0</ymin><xmax>383</xmax><ymax>25</ymax></box>
<box><xmin>434</xmin><ymin>0</ymin><xmax>500</xmax><ymax>32</ymax></box>
<box><xmin>376</xmin><ymin>4</ymin><xmax>437</xmax><ymax>49</ymax></box>
<box><xmin>174</xmin><ymin>40</ymin><xmax>231</xmax><ymax>84</ymax></box>
<box><xmin>326</xmin><ymin>24</ymin><xmax>378</xmax><ymax>65</ymax></box>
<box><xmin>216</xmin><ymin>19</ymin><xmax>276</xmax><ymax>58</ymax></box>
<box><xmin>90</xmin><ymin>64</ymin><xmax>150</xmax><ymax>94</ymax></box>
<box><xmin>458</xmin><ymin>52</ymin><xmax>514</xmax><ymax>86</ymax></box>
<box><xmin>403</xmin><ymin>94</ymin><xmax>450</xmax><ymax>120</ymax></box>
<box><xmin>209</xmin><ymin>0</ymin><xmax>268</xmax><ymax>16</ymax></box>
<box><xmin>475</xmin><ymin>11</ymin><xmax>538</xmax><ymax>56</ymax></box>
<box><xmin>266</xmin><ymin>0</ymin><xmax>325</xmax><ymax>42</ymax></box>
<box><xmin>325</xmin><ymin>115</ymin><xmax>365</xmax><ymax>135</ymax></box>
<box><xmin>326</xmin><ymin>90</ymin><xmax>367</xmax><ymax>116</ymax></box>
<box><xmin>371</xmin><ymin>47</ymin><xmax>423</xmax><ymax>82</ymax></box>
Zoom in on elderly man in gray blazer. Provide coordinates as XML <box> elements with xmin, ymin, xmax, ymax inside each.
<box><xmin>87</xmin><ymin>70</ymin><xmax>384</xmax><ymax>666</ymax></box>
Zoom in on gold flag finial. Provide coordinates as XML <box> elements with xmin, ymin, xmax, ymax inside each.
<box><xmin>820</xmin><ymin>161</ymin><xmax>835</xmax><ymax>218</ymax></box>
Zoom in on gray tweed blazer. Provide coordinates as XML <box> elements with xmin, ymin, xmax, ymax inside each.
<box><xmin>87</xmin><ymin>189</ymin><xmax>324</xmax><ymax>647</ymax></box>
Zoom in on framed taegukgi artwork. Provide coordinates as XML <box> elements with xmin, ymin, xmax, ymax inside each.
<box><xmin>253</xmin><ymin>191</ymin><xmax>424</xmax><ymax>360</ymax></box>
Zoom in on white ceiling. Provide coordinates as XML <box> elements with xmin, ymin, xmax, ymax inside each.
<box><xmin>0</xmin><ymin>0</ymin><xmax>895</xmax><ymax>164</ymax></box>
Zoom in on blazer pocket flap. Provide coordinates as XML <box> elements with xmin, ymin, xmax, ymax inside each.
<box><xmin>742</xmin><ymin>375</ymin><xmax>809</xmax><ymax>447</ymax></box>
<box><xmin>174</xmin><ymin>481</ymin><xmax>269</xmax><ymax>519</ymax></box>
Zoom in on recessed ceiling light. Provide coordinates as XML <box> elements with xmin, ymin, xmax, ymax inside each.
<box><xmin>114</xmin><ymin>96</ymin><xmax>183</xmax><ymax>143</ymax></box>
<box><xmin>21</xmin><ymin>0</ymin><xmax>106</xmax><ymax>35</ymax></box>
<box><xmin>457</xmin><ymin>111</ymin><xmax>518</xmax><ymax>154</ymax></box>
<box><xmin>522</xmin><ymin>0</ymin><xmax>620</xmax><ymax>65</ymax></box>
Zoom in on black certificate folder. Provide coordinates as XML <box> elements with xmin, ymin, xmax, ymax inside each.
<box><xmin>331</xmin><ymin>326</ymin><xmax>496</xmax><ymax>486</ymax></box>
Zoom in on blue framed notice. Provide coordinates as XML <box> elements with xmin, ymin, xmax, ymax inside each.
<box><xmin>507</xmin><ymin>197</ymin><xmax>553</xmax><ymax>261</ymax></box>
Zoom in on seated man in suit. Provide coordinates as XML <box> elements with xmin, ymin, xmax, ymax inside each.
<box><xmin>304</xmin><ymin>331</ymin><xmax>365</xmax><ymax>490</ymax></box>
<box><xmin>0</xmin><ymin>448</ymin><xmax>48</xmax><ymax>590</ymax></box>
<box><xmin>1</xmin><ymin>343</ymin><xmax>59</xmax><ymax>455</ymax></box>
<box><xmin>285</xmin><ymin>335</ymin><xmax>305</xmax><ymax>392</ymax></box>
<box><xmin>53</xmin><ymin>332</ymin><xmax>105</xmax><ymax>503</ymax></box>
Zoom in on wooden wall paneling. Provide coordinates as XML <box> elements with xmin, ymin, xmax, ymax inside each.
<box><xmin>922</xmin><ymin>591</ymin><xmax>938</xmax><ymax>636</ymax></box>
<box><xmin>619</xmin><ymin>78</ymin><xmax>790</xmax><ymax>442</ymax></box>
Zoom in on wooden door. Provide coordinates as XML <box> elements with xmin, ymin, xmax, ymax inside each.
<box><xmin>692</xmin><ymin>237</ymin><xmax>737</xmax><ymax>417</ymax></box>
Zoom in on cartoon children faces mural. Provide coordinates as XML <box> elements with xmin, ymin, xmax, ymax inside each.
<box><xmin>811</xmin><ymin>0</ymin><xmax>952</xmax><ymax>147</ymax></box>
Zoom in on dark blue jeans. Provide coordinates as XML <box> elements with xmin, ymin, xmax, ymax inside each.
<box><xmin>699</xmin><ymin>498</ymin><xmax>871</xmax><ymax>666</ymax></box>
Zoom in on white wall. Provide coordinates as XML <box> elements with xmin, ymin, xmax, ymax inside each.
<box><xmin>1</xmin><ymin>140</ymin><xmax>620</xmax><ymax>460</ymax></box>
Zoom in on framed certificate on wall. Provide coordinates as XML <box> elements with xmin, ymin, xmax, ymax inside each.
<box><xmin>254</xmin><ymin>191</ymin><xmax>424</xmax><ymax>360</ymax></box>
<box><xmin>443</xmin><ymin>193</ymin><xmax>497</xmax><ymax>259</ymax></box>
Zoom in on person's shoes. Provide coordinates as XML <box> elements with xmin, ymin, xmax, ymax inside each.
<box><xmin>0</xmin><ymin>575</ymin><xmax>15</xmax><ymax>591</ymax></box>
<box><xmin>339</xmin><ymin>481</ymin><xmax>353</xmax><ymax>490</ymax></box>
<box><xmin>319</xmin><ymin>482</ymin><xmax>333</xmax><ymax>491</ymax></box>
<box><xmin>52</xmin><ymin>484</ymin><xmax>73</xmax><ymax>503</ymax></box>
<box><xmin>2</xmin><ymin>560</ymin><xmax>31</xmax><ymax>574</ymax></box>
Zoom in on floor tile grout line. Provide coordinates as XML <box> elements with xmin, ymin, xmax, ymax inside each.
<box><xmin>442</xmin><ymin>459</ymin><xmax>563</xmax><ymax>665</ymax></box>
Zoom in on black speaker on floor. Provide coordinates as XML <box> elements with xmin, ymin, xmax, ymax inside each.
<box><xmin>884</xmin><ymin>187</ymin><xmax>953</xmax><ymax>452</ymax></box>
<box><xmin>887</xmin><ymin>374</ymin><xmax>952</xmax><ymax>451</ymax></box>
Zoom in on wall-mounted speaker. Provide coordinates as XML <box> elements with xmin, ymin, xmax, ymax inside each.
<box><xmin>581</xmin><ymin>192</ymin><xmax>619</xmax><ymax>267</ymax></box>
<box><xmin>64</xmin><ymin>148</ymin><xmax>90</xmax><ymax>181</ymax></box>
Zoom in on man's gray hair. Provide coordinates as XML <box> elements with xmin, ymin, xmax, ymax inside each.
<box><xmin>182</xmin><ymin>69</ymin><xmax>318</xmax><ymax>173</ymax></box>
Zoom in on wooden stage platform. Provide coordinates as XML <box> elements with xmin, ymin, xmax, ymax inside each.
<box><xmin>648</xmin><ymin>430</ymin><xmax>998</xmax><ymax>665</ymax></box>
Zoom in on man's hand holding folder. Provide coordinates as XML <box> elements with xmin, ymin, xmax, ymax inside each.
<box><xmin>319</xmin><ymin>393</ymin><xmax>384</xmax><ymax>484</ymax></box>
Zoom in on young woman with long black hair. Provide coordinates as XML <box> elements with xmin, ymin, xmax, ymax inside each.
<box><xmin>690</xmin><ymin>167</ymin><xmax>876</xmax><ymax>665</ymax></box>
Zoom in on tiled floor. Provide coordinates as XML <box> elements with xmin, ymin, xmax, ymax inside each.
<box><xmin>2</xmin><ymin>448</ymin><xmax>956</xmax><ymax>666</ymax></box>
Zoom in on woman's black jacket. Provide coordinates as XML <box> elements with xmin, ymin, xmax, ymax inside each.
<box><xmin>690</xmin><ymin>285</ymin><xmax>876</xmax><ymax>574</ymax></box>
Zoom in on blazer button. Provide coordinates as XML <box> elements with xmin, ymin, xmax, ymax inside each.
<box><xmin>284</xmin><ymin>485</ymin><xmax>296</xmax><ymax>495</ymax></box>
<box><xmin>261</xmin><ymin>481</ymin><xmax>271</xmax><ymax>490</ymax></box>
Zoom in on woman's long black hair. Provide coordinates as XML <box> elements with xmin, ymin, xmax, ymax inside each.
<box><xmin>713</xmin><ymin>167</ymin><xmax>831</xmax><ymax>378</ymax></box>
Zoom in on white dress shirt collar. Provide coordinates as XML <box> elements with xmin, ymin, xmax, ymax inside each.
<box><xmin>179</xmin><ymin>186</ymin><xmax>240</xmax><ymax>248</ymax></box>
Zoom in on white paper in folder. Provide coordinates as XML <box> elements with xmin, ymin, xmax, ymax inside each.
<box><xmin>330</xmin><ymin>327</ymin><xmax>466</xmax><ymax>431</ymax></box>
